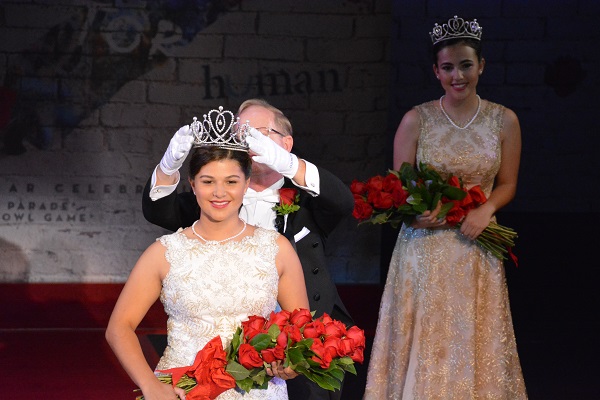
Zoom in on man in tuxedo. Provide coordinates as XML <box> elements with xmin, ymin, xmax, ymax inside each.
<box><xmin>142</xmin><ymin>98</ymin><xmax>354</xmax><ymax>400</ymax></box>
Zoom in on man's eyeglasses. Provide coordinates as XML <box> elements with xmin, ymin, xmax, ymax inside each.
<box><xmin>255</xmin><ymin>127</ymin><xmax>286</xmax><ymax>137</ymax></box>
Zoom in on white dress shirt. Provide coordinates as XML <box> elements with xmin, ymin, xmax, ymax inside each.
<box><xmin>239</xmin><ymin>180</ymin><xmax>283</xmax><ymax>230</ymax></box>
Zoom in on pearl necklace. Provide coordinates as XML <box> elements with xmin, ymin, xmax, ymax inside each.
<box><xmin>191</xmin><ymin>220</ymin><xmax>247</xmax><ymax>244</ymax></box>
<box><xmin>439</xmin><ymin>95</ymin><xmax>481</xmax><ymax>130</ymax></box>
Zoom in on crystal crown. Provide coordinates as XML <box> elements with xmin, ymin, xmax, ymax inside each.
<box><xmin>191</xmin><ymin>106</ymin><xmax>250</xmax><ymax>151</ymax></box>
<box><xmin>430</xmin><ymin>15</ymin><xmax>482</xmax><ymax>45</ymax></box>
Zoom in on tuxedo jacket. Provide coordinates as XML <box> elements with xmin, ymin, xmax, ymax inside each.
<box><xmin>142</xmin><ymin>166</ymin><xmax>355</xmax><ymax>327</ymax></box>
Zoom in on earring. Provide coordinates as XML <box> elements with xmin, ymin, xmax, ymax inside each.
<box><xmin>479</xmin><ymin>70</ymin><xmax>482</xmax><ymax>75</ymax></box>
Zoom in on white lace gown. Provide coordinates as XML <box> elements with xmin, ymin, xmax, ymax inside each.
<box><xmin>364</xmin><ymin>100</ymin><xmax>527</xmax><ymax>399</ymax></box>
<box><xmin>155</xmin><ymin>227</ymin><xmax>288</xmax><ymax>399</ymax></box>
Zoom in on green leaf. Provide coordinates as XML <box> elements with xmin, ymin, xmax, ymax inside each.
<box><xmin>250</xmin><ymin>333</ymin><xmax>273</xmax><ymax>351</ymax></box>
<box><xmin>267</xmin><ymin>324</ymin><xmax>280</xmax><ymax>340</ymax></box>
<box><xmin>329</xmin><ymin>367</ymin><xmax>345</xmax><ymax>381</ymax></box>
<box><xmin>413</xmin><ymin>203</ymin><xmax>427</xmax><ymax>213</ymax></box>
<box><xmin>227</xmin><ymin>327</ymin><xmax>243</xmax><ymax>358</ymax></box>
<box><xmin>297</xmin><ymin>338</ymin><xmax>314</xmax><ymax>348</ymax></box>
<box><xmin>305</xmin><ymin>358</ymin><xmax>323</xmax><ymax>370</ymax></box>
<box><xmin>437</xmin><ymin>202</ymin><xmax>455</xmax><ymax>218</ymax></box>
<box><xmin>237</xmin><ymin>377</ymin><xmax>255</xmax><ymax>393</ymax></box>
<box><xmin>431</xmin><ymin>192</ymin><xmax>442</xmax><ymax>208</ymax></box>
<box><xmin>226</xmin><ymin>360</ymin><xmax>251</xmax><ymax>380</ymax></box>
<box><xmin>292</xmin><ymin>363</ymin><xmax>311</xmax><ymax>376</ymax></box>
<box><xmin>442</xmin><ymin>185</ymin><xmax>466</xmax><ymax>200</ymax></box>
<box><xmin>400</xmin><ymin>162</ymin><xmax>418</xmax><ymax>181</ymax></box>
<box><xmin>406</xmin><ymin>194</ymin><xmax>421</xmax><ymax>205</ymax></box>
<box><xmin>370</xmin><ymin>212</ymin><xmax>390</xmax><ymax>224</ymax></box>
<box><xmin>309</xmin><ymin>373</ymin><xmax>341</xmax><ymax>391</ymax></box>
<box><xmin>422</xmin><ymin>190</ymin><xmax>433</xmax><ymax>209</ymax></box>
<box><xmin>287</xmin><ymin>347</ymin><xmax>306</xmax><ymax>365</ymax></box>
<box><xmin>336</xmin><ymin>357</ymin><xmax>355</xmax><ymax>366</ymax></box>
<box><xmin>396</xmin><ymin>204</ymin><xmax>414</xmax><ymax>213</ymax></box>
<box><xmin>422</xmin><ymin>165</ymin><xmax>442</xmax><ymax>182</ymax></box>
<box><xmin>387</xmin><ymin>169</ymin><xmax>401</xmax><ymax>179</ymax></box>
<box><xmin>249</xmin><ymin>368</ymin><xmax>270</xmax><ymax>388</ymax></box>
<box><xmin>339</xmin><ymin>362</ymin><xmax>357</xmax><ymax>375</ymax></box>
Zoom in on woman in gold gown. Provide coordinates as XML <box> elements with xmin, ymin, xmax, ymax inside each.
<box><xmin>363</xmin><ymin>16</ymin><xmax>527</xmax><ymax>400</ymax></box>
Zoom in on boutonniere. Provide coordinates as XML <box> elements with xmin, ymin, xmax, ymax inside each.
<box><xmin>272</xmin><ymin>188</ymin><xmax>300</xmax><ymax>216</ymax></box>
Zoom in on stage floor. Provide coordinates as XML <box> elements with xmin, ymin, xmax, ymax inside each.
<box><xmin>1</xmin><ymin>279</ymin><xmax>599</xmax><ymax>399</ymax></box>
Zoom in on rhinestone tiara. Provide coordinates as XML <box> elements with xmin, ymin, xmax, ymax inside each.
<box><xmin>190</xmin><ymin>106</ymin><xmax>250</xmax><ymax>151</ymax></box>
<box><xmin>430</xmin><ymin>15</ymin><xmax>482</xmax><ymax>45</ymax></box>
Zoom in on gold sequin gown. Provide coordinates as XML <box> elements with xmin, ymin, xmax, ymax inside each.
<box><xmin>155</xmin><ymin>227</ymin><xmax>288</xmax><ymax>399</ymax></box>
<box><xmin>363</xmin><ymin>100</ymin><xmax>527</xmax><ymax>399</ymax></box>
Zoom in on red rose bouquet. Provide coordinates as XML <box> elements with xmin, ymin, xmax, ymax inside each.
<box><xmin>351</xmin><ymin>162</ymin><xmax>518</xmax><ymax>263</ymax></box>
<box><xmin>136</xmin><ymin>308</ymin><xmax>365</xmax><ymax>399</ymax></box>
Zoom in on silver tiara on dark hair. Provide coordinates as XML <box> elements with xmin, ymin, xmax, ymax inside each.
<box><xmin>191</xmin><ymin>106</ymin><xmax>250</xmax><ymax>151</ymax></box>
<box><xmin>430</xmin><ymin>15</ymin><xmax>482</xmax><ymax>45</ymax></box>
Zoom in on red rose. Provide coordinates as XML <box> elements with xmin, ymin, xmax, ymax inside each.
<box><xmin>207</xmin><ymin>367</ymin><xmax>237</xmax><ymax>398</ymax></box>
<box><xmin>352</xmin><ymin>195</ymin><xmax>373</xmax><ymax>220</ymax></box>
<box><xmin>242</xmin><ymin>315</ymin><xmax>267</xmax><ymax>341</ymax></box>
<box><xmin>445</xmin><ymin>201</ymin><xmax>466</xmax><ymax>225</ymax></box>
<box><xmin>382</xmin><ymin>173</ymin><xmax>401</xmax><ymax>192</ymax></box>
<box><xmin>343</xmin><ymin>340</ymin><xmax>365</xmax><ymax>363</ymax></box>
<box><xmin>368</xmin><ymin>190</ymin><xmax>394</xmax><ymax>210</ymax></box>
<box><xmin>468</xmin><ymin>185</ymin><xmax>487</xmax><ymax>205</ymax></box>
<box><xmin>318</xmin><ymin>313</ymin><xmax>333</xmax><ymax>325</ymax></box>
<box><xmin>447</xmin><ymin>175</ymin><xmax>461</xmax><ymax>188</ymax></box>
<box><xmin>265</xmin><ymin>310</ymin><xmax>291</xmax><ymax>330</ymax></box>
<box><xmin>337</xmin><ymin>337</ymin><xmax>355</xmax><ymax>357</ymax></box>
<box><xmin>261</xmin><ymin>345</ymin><xmax>285</xmax><ymax>363</ymax></box>
<box><xmin>365</xmin><ymin>175</ymin><xmax>384</xmax><ymax>192</ymax></box>
<box><xmin>302</xmin><ymin>320</ymin><xmax>326</xmax><ymax>339</ymax></box>
<box><xmin>323</xmin><ymin>336</ymin><xmax>343</xmax><ymax>357</ymax></box>
<box><xmin>238</xmin><ymin>343</ymin><xmax>264</xmax><ymax>369</ymax></box>
<box><xmin>158</xmin><ymin>336</ymin><xmax>235</xmax><ymax>400</ymax></box>
<box><xmin>345</xmin><ymin>326</ymin><xmax>366</xmax><ymax>349</ymax></box>
<box><xmin>279</xmin><ymin>324</ymin><xmax>302</xmax><ymax>346</ymax></box>
<box><xmin>278</xmin><ymin>188</ymin><xmax>298</xmax><ymax>206</ymax></box>
<box><xmin>310</xmin><ymin>340</ymin><xmax>333</xmax><ymax>369</ymax></box>
<box><xmin>290</xmin><ymin>308</ymin><xmax>313</xmax><ymax>328</ymax></box>
<box><xmin>458</xmin><ymin>191</ymin><xmax>474</xmax><ymax>210</ymax></box>
<box><xmin>344</xmin><ymin>326</ymin><xmax>366</xmax><ymax>363</ymax></box>
<box><xmin>350</xmin><ymin>179</ymin><xmax>367</xmax><ymax>195</ymax></box>
<box><xmin>391</xmin><ymin>183</ymin><xmax>408</xmax><ymax>206</ymax></box>
<box><xmin>323</xmin><ymin>319</ymin><xmax>347</xmax><ymax>339</ymax></box>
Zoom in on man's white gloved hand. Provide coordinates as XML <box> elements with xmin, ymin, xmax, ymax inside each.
<box><xmin>246</xmin><ymin>127</ymin><xmax>299</xmax><ymax>179</ymax></box>
<box><xmin>159</xmin><ymin>125</ymin><xmax>195</xmax><ymax>176</ymax></box>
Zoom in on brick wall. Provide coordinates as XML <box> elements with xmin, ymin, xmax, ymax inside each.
<box><xmin>0</xmin><ymin>0</ymin><xmax>391</xmax><ymax>283</ymax></box>
<box><xmin>1</xmin><ymin>0</ymin><xmax>598</xmax><ymax>284</ymax></box>
<box><xmin>389</xmin><ymin>1</ymin><xmax>600</xmax><ymax>213</ymax></box>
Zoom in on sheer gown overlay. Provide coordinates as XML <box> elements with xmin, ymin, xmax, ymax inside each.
<box><xmin>156</xmin><ymin>227</ymin><xmax>288</xmax><ymax>399</ymax></box>
<box><xmin>363</xmin><ymin>101</ymin><xmax>527</xmax><ymax>400</ymax></box>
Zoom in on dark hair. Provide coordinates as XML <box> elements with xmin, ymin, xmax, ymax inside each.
<box><xmin>188</xmin><ymin>147</ymin><xmax>252</xmax><ymax>179</ymax></box>
<box><xmin>432</xmin><ymin>38</ymin><xmax>482</xmax><ymax>65</ymax></box>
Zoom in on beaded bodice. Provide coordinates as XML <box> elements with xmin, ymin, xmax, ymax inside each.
<box><xmin>415</xmin><ymin>99</ymin><xmax>504</xmax><ymax>197</ymax></box>
<box><xmin>155</xmin><ymin>227</ymin><xmax>280</xmax><ymax>371</ymax></box>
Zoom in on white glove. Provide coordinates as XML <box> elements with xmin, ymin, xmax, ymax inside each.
<box><xmin>159</xmin><ymin>125</ymin><xmax>194</xmax><ymax>176</ymax></box>
<box><xmin>246</xmin><ymin>127</ymin><xmax>299</xmax><ymax>179</ymax></box>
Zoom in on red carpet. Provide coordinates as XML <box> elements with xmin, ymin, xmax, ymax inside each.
<box><xmin>1</xmin><ymin>331</ymin><xmax>157</xmax><ymax>398</ymax></box>
<box><xmin>0</xmin><ymin>284</ymin><xmax>167</xmax><ymax>400</ymax></box>
<box><xmin>0</xmin><ymin>283</ymin><xmax>382</xmax><ymax>400</ymax></box>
